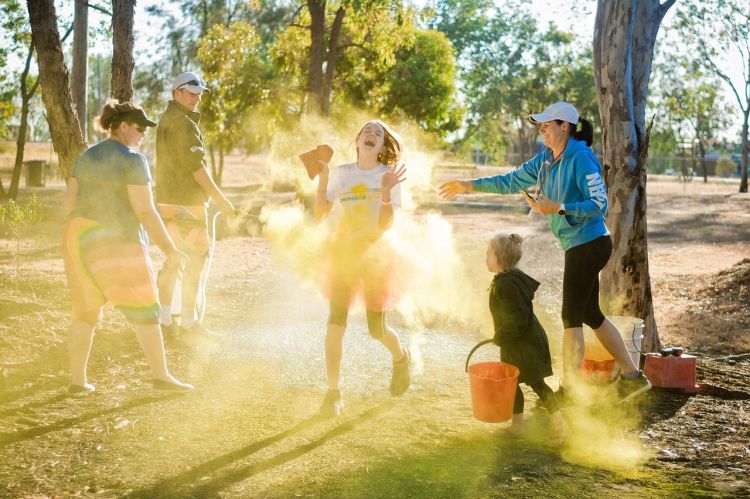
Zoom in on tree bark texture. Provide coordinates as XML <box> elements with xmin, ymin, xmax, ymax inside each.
<box><xmin>321</xmin><ymin>6</ymin><xmax>345</xmax><ymax>116</ymax></box>
<box><xmin>593</xmin><ymin>0</ymin><xmax>675</xmax><ymax>353</ymax></box>
<box><xmin>72</xmin><ymin>0</ymin><xmax>88</xmax><ymax>138</ymax></box>
<box><xmin>27</xmin><ymin>0</ymin><xmax>86</xmax><ymax>181</ymax></box>
<box><xmin>306</xmin><ymin>0</ymin><xmax>326</xmax><ymax>115</ymax></box>
<box><xmin>111</xmin><ymin>0</ymin><xmax>136</xmax><ymax>102</ymax></box>
<box><xmin>741</xmin><ymin>115</ymin><xmax>749</xmax><ymax>192</ymax></box>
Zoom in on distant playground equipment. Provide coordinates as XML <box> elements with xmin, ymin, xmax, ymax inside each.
<box><xmin>581</xmin><ymin>316</ymin><xmax>644</xmax><ymax>384</ymax></box>
<box><xmin>644</xmin><ymin>348</ymin><xmax>698</xmax><ymax>393</ymax></box>
<box><xmin>465</xmin><ymin>339</ymin><xmax>519</xmax><ymax>423</ymax></box>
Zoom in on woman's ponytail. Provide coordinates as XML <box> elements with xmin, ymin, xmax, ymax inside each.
<box><xmin>574</xmin><ymin>118</ymin><xmax>594</xmax><ymax>147</ymax></box>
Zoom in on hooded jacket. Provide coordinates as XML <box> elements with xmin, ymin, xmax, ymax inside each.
<box><xmin>472</xmin><ymin>138</ymin><xmax>609</xmax><ymax>251</ymax></box>
<box><xmin>489</xmin><ymin>268</ymin><xmax>553</xmax><ymax>383</ymax></box>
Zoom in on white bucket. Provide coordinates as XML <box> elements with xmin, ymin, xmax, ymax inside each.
<box><xmin>583</xmin><ymin>316</ymin><xmax>644</xmax><ymax>368</ymax></box>
<box><xmin>612</xmin><ymin>316</ymin><xmax>644</xmax><ymax>369</ymax></box>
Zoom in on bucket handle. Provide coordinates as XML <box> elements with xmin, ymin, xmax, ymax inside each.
<box><xmin>465</xmin><ymin>339</ymin><xmax>497</xmax><ymax>373</ymax></box>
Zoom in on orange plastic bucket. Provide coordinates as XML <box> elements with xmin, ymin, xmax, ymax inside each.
<box><xmin>465</xmin><ymin>339</ymin><xmax>519</xmax><ymax>423</ymax></box>
<box><xmin>581</xmin><ymin>358</ymin><xmax>617</xmax><ymax>384</ymax></box>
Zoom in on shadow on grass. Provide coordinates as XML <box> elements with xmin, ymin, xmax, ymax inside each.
<box><xmin>0</xmin><ymin>391</ymin><xmax>70</xmax><ymax>418</ymax></box>
<box><xmin>0</xmin><ymin>392</ymin><xmax>185</xmax><ymax>448</ymax></box>
<box><xmin>288</xmin><ymin>429</ymin><xmax>718</xmax><ymax>498</ymax></box>
<box><xmin>127</xmin><ymin>400</ymin><xmax>396</xmax><ymax>498</ymax></box>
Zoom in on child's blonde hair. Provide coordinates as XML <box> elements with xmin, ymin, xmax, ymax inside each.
<box><xmin>489</xmin><ymin>233</ymin><xmax>524</xmax><ymax>270</ymax></box>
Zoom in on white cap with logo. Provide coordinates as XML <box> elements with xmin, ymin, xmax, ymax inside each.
<box><xmin>172</xmin><ymin>72</ymin><xmax>210</xmax><ymax>94</ymax></box>
<box><xmin>528</xmin><ymin>102</ymin><xmax>579</xmax><ymax>125</ymax></box>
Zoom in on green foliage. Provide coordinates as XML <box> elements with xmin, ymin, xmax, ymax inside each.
<box><xmin>653</xmin><ymin>57</ymin><xmax>729</xmax><ymax>150</ymax></box>
<box><xmin>0</xmin><ymin>195</ymin><xmax>42</xmax><ymax>283</ymax></box>
<box><xmin>197</xmin><ymin>21</ymin><xmax>267</xmax><ymax>158</ymax></box>
<box><xmin>675</xmin><ymin>0</ymin><xmax>750</xmax><ymax>188</ymax></box>
<box><xmin>715</xmin><ymin>156</ymin><xmax>737</xmax><ymax>177</ymax></box>
<box><xmin>0</xmin><ymin>0</ymin><xmax>28</xmax><ymax>138</ymax></box>
<box><xmin>273</xmin><ymin>0</ymin><xmax>417</xmax><ymax>110</ymax></box>
<box><xmin>440</xmin><ymin>1</ymin><xmax>597</xmax><ymax>158</ymax></box>
<box><xmin>385</xmin><ymin>30</ymin><xmax>463</xmax><ymax>135</ymax></box>
<box><xmin>426</xmin><ymin>0</ymin><xmax>494</xmax><ymax>57</ymax></box>
<box><xmin>339</xmin><ymin>28</ymin><xmax>463</xmax><ymax>138</ymax></box>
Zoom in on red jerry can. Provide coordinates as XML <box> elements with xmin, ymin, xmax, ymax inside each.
<box><xmin>643</xmin><ymin>353</ymin><xmax>698</xmax><ymax>393</ymax></box>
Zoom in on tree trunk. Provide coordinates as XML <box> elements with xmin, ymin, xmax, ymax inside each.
<box><xmin>6</xmin><ymin>40</ymin><xmax>39</xmax><ymax>200</ymax></box>
<box><xmin>306</xmin><ymin>0</ymin><xmax>326</xmax><ymax>115</ymax></box>
<box><xmin>321</xmin><ymin>6</ymin><xmax>345</xmax><ymax>116</ymax></box>
<box><xmin>698</xmin><ymin>138</ymin><xmax>707</xmax><ymax>182</ymax></box>
<box><xmin>27</xmin><ymin>0</ymin><xmax>86</xmax><ymax>181</ymax></box>
<box><xmin>593</xmin><ymin>0</ymin><xmax>675</xmax><ymax>353</ymax></box>
<box><xmin>218</xmin><ymin>148</ymin><xmax>225</xmax><ymax>187</ymax></box>
<box><xmin>111</xmin><ymin>0</ymin><xmax>136</xmax><ymax>102</ymax></box>
<box><xmin>72</xmin><ymin>0</ymin><xmax>88</xmax><ymax>138</ymax></box>
<box><xmin>741</xmin><ymin>112</ymin><xmax>749</xmax><ymax>193</ymax></box>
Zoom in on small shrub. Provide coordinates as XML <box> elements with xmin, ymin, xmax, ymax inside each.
<box><xmin>715</xmin><ymin>156</ymin><xmax>737</xmax><ymax>177</ymax></box>
<box><xmin>0</xmin><ymin>195</ymin><xmax>42</xmax><ymax>283</ymax></box>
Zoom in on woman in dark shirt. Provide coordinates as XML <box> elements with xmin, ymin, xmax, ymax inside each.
<box><xmin>63</xmin><ymin>101</ymin><xmax>191</xmax><ymax>393</ymax></box>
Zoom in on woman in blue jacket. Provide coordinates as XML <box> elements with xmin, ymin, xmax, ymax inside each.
<box><xmin>440</xmin><ymin>102</ymin><xmax>651</xmax><ymax>402</ymax></box>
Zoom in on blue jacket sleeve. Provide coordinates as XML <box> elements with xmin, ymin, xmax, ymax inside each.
<box><xmin>471</xmin><ymin>153</ymin><xmax>544</xmax><ymax>194</ymax></box>
<box><xmin>566</xmin><ymin>151</ymin><xmax>608</xmax><ymax>218</ymax></box>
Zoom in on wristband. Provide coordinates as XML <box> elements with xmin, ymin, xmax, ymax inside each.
<box><xmin>381</xmin><ymin>199</ymin><xmax>392</xmax><ymax>206</ymax></box>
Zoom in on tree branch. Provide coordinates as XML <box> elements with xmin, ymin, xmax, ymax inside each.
<box><xmin>659</xmin><ymin>0</ymin><xmax>677</xmax><ymax>18</ymax></box>
<box><xmin>337</xmin><ymin>42</ymin><xmax>374</xmax><ymax>55</ymax></box>
<box><xmin>85</xmin><ymin>2</ymin><xmax>112</xmax><ymax>16</ymax></box>
<box><xmin>61</xmin><ymin>23</ymin><xmax>74</xmax><ymax>42</ymax></box>
<box><xmin>290</xmin><ymin>22</ymin><xmax>311</xmax><ymax>30</ymax></box>
<box><xmin>697</xmin><ymin>39</ymin><xmax>746</xmax><ymax>112</ymax></box>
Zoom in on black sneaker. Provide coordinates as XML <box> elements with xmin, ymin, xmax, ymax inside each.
<box><xmin>535</xmin><ymin>386</ymin><xmax>568</xmax><ymax>410</ymax></box>
<box><xmin>390</xmin><ymin>350</ymin><xmax>411</xmax><ymax>396</ymax></box>
<box><xmin>319</xmin><ymin>389</ymin><xmax>344</xmax><ymax>417</ymax></box>
<box><xmin>616</xmin><ymin>371</ymin><xmax>652</xmax><ymax>402</ymax></box>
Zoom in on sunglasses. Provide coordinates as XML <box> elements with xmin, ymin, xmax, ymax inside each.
<box><xmin>129</xmin><ymin>123</ymin><xmax>148</xmax><ymax>133</ymax></box>
<box><xmin>176</xmin><ymin>79</ymin><xmax>204</xmax><ymax>90</ymax></box>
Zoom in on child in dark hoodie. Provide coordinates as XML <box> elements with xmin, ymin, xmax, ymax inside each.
<box><xmin>486</xmin><ymin>233</ymin><xmax>567</xmax><ymax>445</ymax></box>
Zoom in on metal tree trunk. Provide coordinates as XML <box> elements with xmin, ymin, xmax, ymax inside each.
<box><xmin>593</xmin><ymin>0</ymin><xmax>675</xmax><ymax>353</ymax></box>
<box><xmin>72</xmin><ymin>0</ymin><xmax>88</xmax><ymax>138</ymax></box>
<box><xmin>26</xmin><ymin>0</ymin><xmax>86</xmax><ymax>180</ymax></box>
<box><xmin>111</xmin><ymin>0</ymin><xmax>136</xmax><ymax>102</ymax></box>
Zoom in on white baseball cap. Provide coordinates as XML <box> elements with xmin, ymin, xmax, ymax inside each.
<box><xmin>172</xmin><ymin>72</ymin><xmax>210</xmax><ymax>94</ymax></box>
<box><xmin>528</xmin><ymin>102</ymin><xmax>579</xmax><ymax>125</ymax></box>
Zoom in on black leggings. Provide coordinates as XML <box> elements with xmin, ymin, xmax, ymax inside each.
<box><xmin>561</xmin><ymin>235</ymin><xmax>612</xmax><ymax>329</ymax></box>
<box><xmin>514</xmin><ymin>379</ymin><xmax>559</xmax><ymax>414</ymax></box>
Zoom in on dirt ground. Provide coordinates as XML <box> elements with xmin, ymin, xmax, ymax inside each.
<box><xmin>0</xmin><ymin>172</ymin><xmax>749</xmax><ymax>498</ymax></box>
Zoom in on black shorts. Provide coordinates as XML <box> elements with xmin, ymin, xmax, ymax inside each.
<box><xmin>561</xmin><ymin>235</ymin><xmax>612</xmax><ymax>329</ymax></box>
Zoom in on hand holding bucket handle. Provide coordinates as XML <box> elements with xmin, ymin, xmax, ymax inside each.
<box><xmin>465</xmin><ymin>338</ymin><xmax>497</xmax><ymax>372</ymax></box>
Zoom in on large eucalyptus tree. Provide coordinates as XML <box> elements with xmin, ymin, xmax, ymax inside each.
<box><xmin>593</xmin><ymin>0</ymin><xmax>676</xmax><ymax>352</ymax></box>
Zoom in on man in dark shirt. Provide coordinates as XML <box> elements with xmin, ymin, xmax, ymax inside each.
<box><xmin>155</xmin><ymin>71</ymin><xmax>236</xmax><ymax>332</ymax></box>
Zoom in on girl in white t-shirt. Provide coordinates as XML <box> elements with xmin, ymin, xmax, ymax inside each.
<box><xmin>313</xmin><ymin>120</ymin><xmax>409</xmax><ymax>417</ymax></box>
